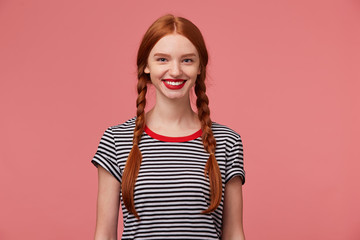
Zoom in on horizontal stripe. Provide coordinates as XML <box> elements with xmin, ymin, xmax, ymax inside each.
<box><xmin>91</xmin><ymin>116</ymin><xmax>245</xmax><ymax>239</ymax></box>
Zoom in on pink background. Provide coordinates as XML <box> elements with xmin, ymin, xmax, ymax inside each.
<box><xmin>1</xmin><ymin>0</ymin><xmax>359</xmax><ymax>239</ymax></box>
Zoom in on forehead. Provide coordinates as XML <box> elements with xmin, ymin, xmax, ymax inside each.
<box><xmin>149</xmin><ymin>34</ymin><xmax>198</xmax><ymax>56</ymax></box>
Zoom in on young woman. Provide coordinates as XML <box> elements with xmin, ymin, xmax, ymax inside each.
<box><xmin>91</xmin><ymin>14</ymin><xmax>246</xmax><ymax>240</ymax></box>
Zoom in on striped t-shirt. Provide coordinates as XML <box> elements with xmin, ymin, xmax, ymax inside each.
<box><xmin>91</xmin><ymin>116</ymin><xmax>245</xmax><ymax>239</ymax></box>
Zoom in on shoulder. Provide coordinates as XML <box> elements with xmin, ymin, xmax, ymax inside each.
<box><xmin>98</xmin><ymin>116</ymin><xmax>137</xmax><ymax>153</ymax></box>
<box><xmin>211</xmin><ymin>121</ymin><xmax>242</xmax><ymax>146</ymax></box>
<box><xmin>98</xmin><ymin>116</ymin><xmax>137</xmax><ymax>144</ymax></box>
<box><xmin>107</xmin><ymin>116</ymin><xmax>136</xmax><ymax>133</ymax></box>
<box><xmin>211</xmin><ymin>121</ymin><xmax>241</xmax><ymax>139</ymax></box>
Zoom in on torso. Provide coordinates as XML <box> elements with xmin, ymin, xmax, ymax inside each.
<box><xmin>115</xmin><ymin>117</ymin><xmax>243</xmax><ymax>239</ymax></box>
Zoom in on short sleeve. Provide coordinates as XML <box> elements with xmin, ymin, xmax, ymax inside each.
<box><xmin>91</xmin><ymin>127</ymin><xmax>122</xmax><ymax>183</ymax></box>
<box><xmin>225</xmin><ymin>135</ymin><xmax>245</xmax><ymax>185</ymax></box>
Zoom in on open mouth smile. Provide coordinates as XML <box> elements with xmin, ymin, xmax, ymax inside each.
<box><xmin>162</xmin><ymin>79</ymin><xmax>187</xmax><ymax>89</ymax></box>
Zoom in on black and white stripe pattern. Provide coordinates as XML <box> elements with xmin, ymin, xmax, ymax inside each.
<box><xmin>92</xmin><ymin>116</ymin><xmax>245</xmax><ymax>239</ymax></box>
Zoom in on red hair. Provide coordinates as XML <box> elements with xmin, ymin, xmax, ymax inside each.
<box><xmin>121</xmin><ymin>14</ymin><xmax>221</xmax><ymax>220</ymax></box>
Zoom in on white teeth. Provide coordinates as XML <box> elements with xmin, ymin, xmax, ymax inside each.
<box><xmin>165</xmin><ymin>81</ymin><xmax>185</xmax><ymax>86</ymax></box>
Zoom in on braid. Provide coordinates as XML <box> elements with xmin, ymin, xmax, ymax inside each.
<box><xmin>195</xmin><ymin>79</ymin><xmax>222</xmax><ymax>214</ymax></box>
<box><xmin>122</xmin><ymin>75</ymin><xmax>148</xmax><ymax>220</ymax></box>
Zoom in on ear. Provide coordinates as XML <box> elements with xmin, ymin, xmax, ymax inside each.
<box><xmin>144</xmin><ymin>65</ymin><xmax>150</xmax><ymax>74</ymax></box>
<box><xmin>197</xmin><ymin>67</ymin><xmax>201</xmax><ymax>75</ymax></box>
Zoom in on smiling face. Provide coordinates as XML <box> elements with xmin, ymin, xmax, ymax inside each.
<box><xmin>144</xmin><ymin>33</ymin><xmax>201</xmax><ymax>101</ymax></box>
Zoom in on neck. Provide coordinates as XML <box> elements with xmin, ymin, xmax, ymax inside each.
<box><xmin>145</xmin><ymin>91</ymin><xmax>199</xmax><ymax>130</ymax></box>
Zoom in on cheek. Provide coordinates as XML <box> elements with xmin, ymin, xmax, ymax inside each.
<box><xmin>149</xmin><ymin>69</ymin><xmax>163</xmax><ymax>82</ymax></box>
<box><xmin>185</xmin><ymin>64</ymin><xmax>201</xmax><ymax>76</ymax></box>
<box><xmin>150</xmin><ymin>67</ymin><xmax>166</xmax><ymax>77</ymax></box>
<box><xmin>188</xmin><ymin>68</ymin><xmax>200</xmax><ymax>78</ymax></box>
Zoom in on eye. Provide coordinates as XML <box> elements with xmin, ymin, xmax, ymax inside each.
<box><xmin>157</xmin><ymin>58</ymin><xmax>167</xmax><ymax>62</ymax></box>
<box><xmin>183</xmin><ymin>58</ymin><xmax>194</xmax><ymax>63</ymax></box>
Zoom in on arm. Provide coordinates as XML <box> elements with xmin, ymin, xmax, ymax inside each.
<box><xmin>94</xmin><ymin>165</ymin><xmax>121</xmax><ymax>240</ymax></box>
<box><xmin>221</xmin><ymin>176</ymin><xmax>245</xmax><ymax>240</ymax></box>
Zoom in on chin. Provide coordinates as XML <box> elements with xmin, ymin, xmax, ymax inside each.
<box><xmin>165</xmin><ymin>94</ymin><xmax>187</xmax><ymax>100</ymax></box>
<box><xmin>163</xmin><ymin>91</ymin><xmax>189</xmax><ymax>99</ymax></box>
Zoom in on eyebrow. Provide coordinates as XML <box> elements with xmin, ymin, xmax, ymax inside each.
<box><xmin>153</xmin><ymin>53</ymin><xmax>197</xmax><ymax>57</ymax></box>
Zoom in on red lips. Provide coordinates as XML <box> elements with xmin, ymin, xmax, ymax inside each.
<box><xmin>162</xmin><ymin>79</ymin><xmax>186</xmax><ymax>90</ymax></box>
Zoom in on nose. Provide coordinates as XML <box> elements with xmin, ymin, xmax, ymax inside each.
<box><xmin>169</xmin><ymin>61</ymin><xmax>182</xmax><ymax>77</ymax></box>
